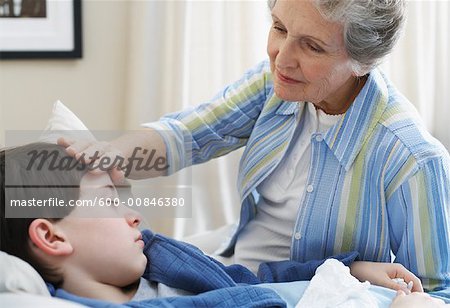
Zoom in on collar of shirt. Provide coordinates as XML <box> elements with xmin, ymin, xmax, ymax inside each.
<box><xmin>274</xmin><ymin>68</ymin><xmax>389</xmax><ymax>172</ymax></box>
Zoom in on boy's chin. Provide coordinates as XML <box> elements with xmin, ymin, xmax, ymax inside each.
<box><xmin>135</xmin><ymin>253</ymin><xmax>147</xmax><ymax>276</ymax></box>
<box><xmin>112</xmin><ymin>255</ymin><xmax>147</xmax><ymax>287</ymax></box>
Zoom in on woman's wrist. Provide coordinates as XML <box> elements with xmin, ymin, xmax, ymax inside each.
<box><xmin>110</xmin><ymin>129</ymin><xmax>167</xmax><ymax>179</ymax></box>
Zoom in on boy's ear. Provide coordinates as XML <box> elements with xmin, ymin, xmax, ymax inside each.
<box><xmin>28</xmin><ymin>219</ymin><xmax>73</xmax><ymax>256</ymax></box>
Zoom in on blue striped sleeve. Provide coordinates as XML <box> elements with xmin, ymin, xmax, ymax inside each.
<box><xmin>388</xmin><ymin>156</ymin><xmax>450</xmax><ymax>294</ymax></box>
<box><xmin>142</xmin><ymin>60</ymin><xmax>271</xmax><ymax>175</ymax></box>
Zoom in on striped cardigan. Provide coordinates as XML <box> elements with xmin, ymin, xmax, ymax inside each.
<box><xmin>146</xmin><ymin>60</ymin><xmax>450</xmax><ymax>292</ymax></box>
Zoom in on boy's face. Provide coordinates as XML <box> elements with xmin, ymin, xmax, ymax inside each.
<box><xmin>56</xmin><ymin>172</ymin><xmax>147</xmax><ymax>287</ymax></box>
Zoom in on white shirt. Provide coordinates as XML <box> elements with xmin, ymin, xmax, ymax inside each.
<box><xmin>131</xmin><ymin>278</ymin><xmax>192</xmax><ymax>301</ymax></box>
<box><xmin>233</xmin><ymin>102</ymin><xmax>342</xmax><ymax>273</ymax></box>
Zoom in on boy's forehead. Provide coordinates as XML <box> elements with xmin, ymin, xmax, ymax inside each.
<box><xmin>80</xmin><ymin>172</ymin><xmax>114</xmax><ymax>189</ymax></box>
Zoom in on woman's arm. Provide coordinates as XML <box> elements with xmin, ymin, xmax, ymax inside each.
<box><xmin>58</xmin><ymin>60</ymin><xmax>272</xmax><ymax>180</ymax></box>
<box><xmin>387</xmin><ymin>156</ymin><xmax>450</xmax><ymax>295</ymax></box>
<box><xmin>349</xmin><ymin>261</ymin><xmax>423</xmax><ymax>292</ymax></box>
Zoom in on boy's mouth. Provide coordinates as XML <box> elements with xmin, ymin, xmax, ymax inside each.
<box><xmin>135</xmin><ymin>233</ymin><xmax>144</xmax><ymax>248</ymax></box>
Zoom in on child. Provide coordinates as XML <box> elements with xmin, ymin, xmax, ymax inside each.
<box><xmin>1</xmin><ymin>143</ymin><xmax>443</xmax><ymax>307</ymax></box>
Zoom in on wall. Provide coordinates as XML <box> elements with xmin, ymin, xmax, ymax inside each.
<box><xmin>0</xmin><ymin>1</ymin><xmax>130</xmax><ymax>146</ymax></box>
<box><xmin>0</xmin><ymin>1</ymin><xmax>174</xmax><ymax>234</ymax></box>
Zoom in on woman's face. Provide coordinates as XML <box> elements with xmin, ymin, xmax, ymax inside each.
<box><xmin>267</xmin><ymin>0</ymin><xmax>357</xmax><ymax>113</ymax></box>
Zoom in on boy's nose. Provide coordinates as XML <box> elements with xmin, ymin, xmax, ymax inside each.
<box><xmin>124</xmin><ymin>208</ymin><xmax>142</xmax><ymax>228</ymax></box>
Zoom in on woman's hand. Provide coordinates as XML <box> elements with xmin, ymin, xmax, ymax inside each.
<box><xmin>57</xmin><ymin>129</ymin><xmax>167</xmax><ymax>180</ymax></box>
<box><xmin>57</xmin><ymin>137</ymin><xmax>126</xmax><ymax>183</ymax></box>
<box><xmin>390</xmin><ymin>290</ymin><xmax>449</xmax><ymax>308</ymax></box>
<box><xmin>350</xmin><ymin>261</ymin><xmax>423</xmax><ymax>293</ymax></box>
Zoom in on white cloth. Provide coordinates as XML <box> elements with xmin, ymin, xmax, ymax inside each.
<box><xmin>131</xmin><ymin>277</ymin><xmax>192</xmax><ymax>301</ymax></box>
<box><xmin>296</xmin><ymin>259</ymin><xmax>378</xmax><ymax>308</ymax></box>
<box><xmin>234</xmin><ymin>102</ymin><xmax>341</xmax><ymax>272</ymax></box>
<box><xmin>39</xmin><ymin>100</ymin><xmax>96</xmax><ymax>144</ymax></box>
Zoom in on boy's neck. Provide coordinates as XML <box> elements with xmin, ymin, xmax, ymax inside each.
<box><xmin>61</xmin><ymin>269</ymin><xmax>140</xmax><ymax>303</ymax></box>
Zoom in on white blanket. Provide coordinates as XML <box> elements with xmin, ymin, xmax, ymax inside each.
<box><xmin>296</xmin><ymin>258</ymin><xmax>378</xmax><ymax>308</ymax></box>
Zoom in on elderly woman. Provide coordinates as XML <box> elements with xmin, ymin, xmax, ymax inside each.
<box><xmin>61</xmin><ymin>0</ymin><xmax>450</xmax><ymax>300</ymax></box>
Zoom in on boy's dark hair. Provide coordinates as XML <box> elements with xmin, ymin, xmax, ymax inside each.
<box><xmin>0</xmin><ymin>142</ymin><xmax>87</xmax><ymax>285</ymax></box>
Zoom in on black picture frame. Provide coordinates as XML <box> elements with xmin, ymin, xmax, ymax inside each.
<box><xmin>0</xmin><ymin>0</ymin><xmax>82</xmax><ymax>59</ymax></box>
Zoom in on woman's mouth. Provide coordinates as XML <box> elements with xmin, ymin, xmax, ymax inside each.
<box><xmin>276</xmin><ymin>70</ymin><xmax>302</xmax><ymax>84</ymax></box>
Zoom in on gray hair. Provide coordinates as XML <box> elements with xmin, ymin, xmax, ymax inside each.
<box><xmin>267</xmin><ymin>0</ymin><xmax>406</xmax><ymax>75</ymax></box>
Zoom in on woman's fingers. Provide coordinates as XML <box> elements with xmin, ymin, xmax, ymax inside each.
<box><xmin>78</xmin><ymin>141</ymin><xmax>110</xmax><ymax>164</ymax></box>
<box><xmin>389</xmin><ymin>279</ymin><xmax>411</xmax><ymax>294</ymax></box>
<box><xmin>57</xmin><ymin>137</ymin><xmax>94</xmax><ymax>159</ymax></box>
<box><xmin>57</xmin><ymin>136</ymin><xmax>74</xmax><ymax>148</ymax></box>
<box><xmin>90</xmin><ymin>149</ymin><xmax>125</xmax><ymax>173</ymax></box>
<box><xmin>399</xmin><ymin>270</ymin><xmax>422</xmax><ymax>292</ymax></box>
<box><xmin>409</xmin><ymin>276</ymin><xmax>423</xmax><ymax>293</ymax></box>
<box><xmin>110</xmin><ymin>167</ymin><xmax>126</xmax><ymax>184</ymax></box>
<box><xmin>62</xmin><ymin>139</ymin><xmax>96</xmax><ymax>160</ymax></box>
<box><xmin>57</xmin><ymin>137</ymin><xmax>127</xmax><ymax>178</ymax></box>
<box><xmin>391</xmin><ymin>264</ymin><xmax>424</xmax><ymax>292</ymax></box>
<box><xmin>56</xmin><ymin>136</ymin><xmax>145</xmax><ymax>182</ymax></box>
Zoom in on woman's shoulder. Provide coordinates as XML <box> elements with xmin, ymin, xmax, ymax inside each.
<box><xmin>236</xmin><ymin>59</ymin><xmax>273</xmax><ymax>94</ymax></box>
<box><xmin>243</xmin><ymin>59</ymin><xmax>271</xmax><ymax>77</ymax></box>
<box><xmin>377</xmin><ymin>81</ymin><xmax>449</xmax><ymax>166</ymax></box>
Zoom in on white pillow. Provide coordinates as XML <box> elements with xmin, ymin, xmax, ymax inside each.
<box><xmin>39</xmin><ymin>100</ymin><xmax>96</xmax><ymax>144</ymax></box>
<box><xmin>0</xmin><ymin>251</ymin><xmax>50</xmax><ymax>296</ymax></box>
<box><xmin>1</xmin><ymin>101</ymin><xmax>93</xmax><ymax>299</ymax></box>
<box><xmin>0</xmin><ymin>293</ymin><xmax>87</xmax><ymax>308</ymax></box>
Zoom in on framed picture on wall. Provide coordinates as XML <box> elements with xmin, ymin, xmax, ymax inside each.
<box><xmin>0</xmin><ymin>0</ymin><xmax>82</xmax><ymax>59</ymax></box>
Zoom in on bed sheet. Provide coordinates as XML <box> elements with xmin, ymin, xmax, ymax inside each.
<box><xmin>259</xmin><ymin>281</ymin><xmax>397</xmax><ymax>308</ymax></box>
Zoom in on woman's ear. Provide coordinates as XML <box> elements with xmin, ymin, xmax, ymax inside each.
<box><xmin>28</xmin><ymin>219</ymin><xmax>73</xmax><ymax>256</ymax></box>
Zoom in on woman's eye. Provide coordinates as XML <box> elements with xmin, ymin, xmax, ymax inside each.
<box><xmin>307</xmin><ymin>43</ymin><xmax>323</xmax><ymax>53</ymax></box>
<box><xmin>273</xmin><ymin>24</ymin><xmax>286</xmax><ymax>33</ymax></box>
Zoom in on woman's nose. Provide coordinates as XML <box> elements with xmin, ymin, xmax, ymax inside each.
<box><xmin>276</xmin><ymin>38</ymin><xmax>298</xmax><ymax>70</ymax></box>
